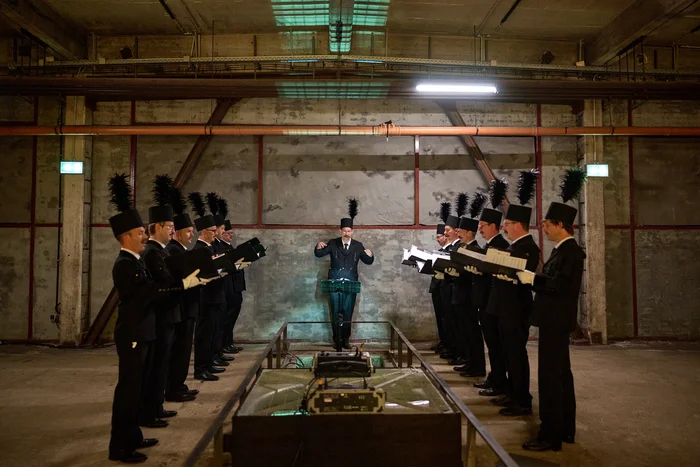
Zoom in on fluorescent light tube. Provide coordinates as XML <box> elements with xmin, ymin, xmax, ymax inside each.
<box><xmin>416</xmin><ymin>84</ymin><xmax>497</xmax><ymax>93</ymax></box>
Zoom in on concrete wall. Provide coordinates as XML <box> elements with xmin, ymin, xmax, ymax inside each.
<box><xmin>1</xmin><ymin>96</ymin><xmax>699</xmax><ymax>341</ymax></box>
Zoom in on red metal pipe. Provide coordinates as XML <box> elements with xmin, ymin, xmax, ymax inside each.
<box><xmin>414</xmin><ymin>135</ymin><xmax>420</xmax><ymax>227</ymax></box>
<box><xmin>28</xmin><ymin>96</ymin><xmax>38</xmax><ymax>340</ymax></box>
<box><xmin>535</xmin><ymin>104</ymin><xmax>544</xmax><ymax>258</ymax></box>
<box><xmin>257</xmin><ymin>135</ymin><xmax>264</xmax><ymax>226</ymax></box>
<box><xmin>3</xmin><ymin>124</ymin><xmax>700</xmax><ymax>137</ymax></box>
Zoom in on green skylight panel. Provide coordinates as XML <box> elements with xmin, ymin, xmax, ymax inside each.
<box><xmin>272</xmin><ymin>0</ymin><xmax>329</xmax><ymax>27</ymax></box>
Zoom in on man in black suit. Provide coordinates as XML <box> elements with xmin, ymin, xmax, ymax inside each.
<box><xmin>429</xmin><ymin>224</ymin><xmax>448</xmax><ymax>353</ymax></box>
<box><xmin>314</xmin><ymin>212</ymin><xmax>374</xmax><ymax>349</ymax></box>
<box><xmin>220</xmin><ymin>219</ymin><xmax>246</xmax><ymax>355</ymax></box>
<box><xmin>450</xmin><ymin>214</ymin><xmax>487</xmax><ymax>378</ymax></box>
<box><xmin>432</xmin><ymin>215</ymin><xmax>461</xmax><ymax>362</ymax></box>
<box><xmin>518</xmin><ymin>187</ymin><xmax>586</xmax><ymax>452</ymax></box>
<box><xmin>469</xmin><ymin>206</ymin><xmax>510</xmax><ymax>394</ymax></box>
<box><xmin>107</xmin><ymin>175</ymin><xmax>207</xmax><ymax>464</ymax></box>
<box><xmin>165</xmin><ymin>202</ymin><xmax>200</xmax><ymax>403</ymax></box>
<box><xmin>488</xmin><ymin>204</ymin><xmax>541</xmax><ymax>416</ymax></box>
<box><xmin>139</xmin><ymin>199</ymin><xmax>183</xmax><ymax>428</ymax></box>
<box><xmin>191</xmin><ymin>207</ymin><xmax>228</xmax><ymax>381</ymax></box>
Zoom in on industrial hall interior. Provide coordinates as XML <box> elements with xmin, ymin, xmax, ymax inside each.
<box><xmin>1</xmin><ymin>0</ymin><xmax>700</xmax><ymax>466</ymax></box>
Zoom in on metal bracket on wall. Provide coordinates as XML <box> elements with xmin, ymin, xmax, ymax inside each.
<box><xmin>82</xmin><ymin>98</ymin><xmax>239</xmax><ymax>346</ymax></box>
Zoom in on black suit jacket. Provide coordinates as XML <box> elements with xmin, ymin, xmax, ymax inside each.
<box><xmin>142</xmin><ymin>240</ymin><xmax>182</xmax><ymax>326</ymax></box>
<box><xmin>193</xmin><ymin>240</ymin><xmax>226</xmax><ymax>305</ymax></box>
<box><xmin>222</xmin><ymin>240</ymin><xmax>246</xmax><ymax>293</ymax></box>
<box><xmin>486</xmin><ymin>234</ymin><xmax>541</xmax><ymax>320</ymax></box>
<box><xmin>530</xmin><ymin>238</ymin><xmax>586</xmax><ymax>332</ymax></box>
<box><xmin>429</xmin><ymin>245</ymin><xmax>446</xmax><ymax>294</ymax></box>
<box><xmin>112</xmin><ymin>250</ymin><xmax>182</xmax><ymax>343</ymax></box>
<box><xmin>165</xmin><ymin>239</ymin><xmax>199</xmax><ymax>319</ymax></box>
<box><xmin>471</xmin><ymin>234</ymin><xmax>510</xmax><ymax>310</ymax></box>
<box><xmin>452</xmin><ymin>239</ymin><xmax>480</xmax><ymax>306</ymax></box>
<box><xmin>314</xmin><ymin>238</ymin><xmax>374</xmax><ymax>281</ymax></box>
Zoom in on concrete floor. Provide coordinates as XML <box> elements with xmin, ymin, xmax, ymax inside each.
<box><xmin>0</xmin><ymin>340</ymin><xmax>698</xmax><ymax>466</ymax></box>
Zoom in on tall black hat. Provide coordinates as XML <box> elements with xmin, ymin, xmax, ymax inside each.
<box><xmin>148</xmin><ymin>174</ymin><xmax>174</xmax><ymax>224</ymax></box>
<box><xmin>480</xmin><ymin>178</ymin><xmax>508</xmax><ymax>225</ymax></box>
<box><xmin>505</xmin><ymin>170</ymin><xmax>538</xmax><ymax>225</ymax></box>
<box><xmin>108</xmin><ymin>173</ymin><xmax>143</xmax><ymax>238</ymax></box>
<box><xmin>219</xmin><ymin>197</ymin><xmax>232</xmax><ymax>231</ymax></box>
<box><xmin>170</xmin><ymin>185</ymin><xmax>193</xmax><ymax>231</ymax></box>
<box><xmin>340</xmin><ymin>198</ymin><xmax>358</xmax><ymax>229</ymax></box>
<box><xmin>545</xmin><ymin>167</ymin><xmax>586</xmax><ymax>225</ymax></box>
<box><xmin>207</xmin><ymin>192</ymin><xmax>225</xmax><ymax>226</ymax></box>
<box><xmin>189</xmin><ymin>192</ymin><xmax>215</xmax><ymax>231</ymax></box>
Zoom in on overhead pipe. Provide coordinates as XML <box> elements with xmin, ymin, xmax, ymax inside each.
<box><xmin>3</xmin><ymin>124</ymin><xmax>700</xmax><ymax>137</ymax></box>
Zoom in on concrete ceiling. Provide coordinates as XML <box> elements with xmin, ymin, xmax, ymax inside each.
<box><xmin>5</xmin><ymin>0</ymin><xmax>700</xmax><ymax>45</ymax></box>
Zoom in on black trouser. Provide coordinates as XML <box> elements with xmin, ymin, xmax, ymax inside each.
<box><xmin>440</xmin><ymin>283</ymin><xmax>458</xmax><ymax>354</ymax></box>
<box><xmin>431</xmin><ymin>290</ymin><xmax>445</xmax><ymax>344</ymax></box>
<box><xmin>499</xmin><ymin>317</ymin><xmax>532</xmax><ymax>408</ymax></box>
<box><xmin>465</xmin><ymin>305</ymin><xmax>486</xmax><ymax>372</ymax></box>
<box><xmin>222</xmin><ymin>292</ymin><xmax>243</xmax><ymax>348</ymax></box>
<box><xmin>194</xmin><ymin>303</ymin><xmax>223</xmax><ymax>372</ymax></box>
<box><xmin>480</xmin><ymin>309</ymin><xmax>507</xmax><ymax>390</ymax></box>
<box><xmin>452</xmin><ymin>302</ymin><xmax>470</xmax><ymax>360</ymax></box>
<box><xmin>329</xmin><ymin>291</ymin><xmax>357</xmax><ymax>342</ymax></box>
<box><xmin>141</xmin><ymin>324</ymin><xmax>176</xmax><ymax>421</ymax></box>
<box><xmin>110</xmin><ymin>339</ymin><xmax>149</xmax><ymax>454</ymax></box>
<box><xmin>537</xmin><ymin>328</ymin><xmax>576</xmax><ymax>443</ymax></box>
<box><xmin>167</xmin><ymin>317</ymin><xmax>195</xmax><ymax>395</ymax></box>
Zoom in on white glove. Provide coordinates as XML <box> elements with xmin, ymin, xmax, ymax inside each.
<box><xmin>495</xmin><ymin>273</ymin><xmax>518</xmax><ymax>284</ymax></box>
<box><xmin>445</xmin><ymin>267</ymin><xmax>460</xmax><ymax>277</ymax></box>
<box><xmin>235</xmin><ymin>258</ymin><xmax>252</xmax><ymax>270</ymax></box>
<box><xmin>465</xmin><ymin>265</ymin><xmax>482</xmax><ymax>275</ymax></box>
<box><xmin>434</xmin><ymin>271</ymin><xmax>445</xmax><ymax>280</ymax></box>
<box><xmin>219</xmin><ymin>271</ymin><xmax>229</xmax><ymax>277</ymax></box>
<box><xmin>182</xmin><ymin>269</ymin><xmax>214</xmax><ymax>289</ymax></box>
<box><xmin>516</xmin><ymin>270</ymin><xmax>535</xmax><ymax>285</ymax></box>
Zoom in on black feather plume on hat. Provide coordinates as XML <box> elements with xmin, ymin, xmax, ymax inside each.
<box><xmin>206</xmin><ymin>192</ymin><xmax>219</xmax><ymax>217</ymax></box>
<box><xmin>456</xmin><ymin>193</ymin><xmax>469</xmax><ymax>218</ymax></box>
<box><xmin>560</xmin><ymin>167</ymin><xmax>587</xmax><ymax>202</ymax></box>
<box><xmin>469</xmin><ymin>192</ymin><xmax>487</xmax><ymax>218</ymax></box>
<box><xmin>188</xmin><ymin>192</ymin><xmax>206</xmax><ymax>217</ymax></box>
<box><xmin>440</xmin><ymin>202</ymin><xmax>451</xmax><ymax>223</ymax></box>
<box><xmin>170</xmin><ymin>186</ymin><xmax>187</xmax><ymax>215</ymax></box>
<box><xmin>108</xmin><ymin>173</ymin><xmax>132</xmax><ymax>213</ymax></box>
<box><xmin>348</xmin><ymin>198</ymin><xmax>359</xmax><ymax>219</ymax></box>
<box><xmin>517</xmin><ymin>170</ymin><xmax>538</xmax><ymax>206</ymax></box>
<box><xmin>218</xmin><ymin>198</ymin><xmax>229</xmax><ymax>220</ymax></box>
<box><xmin>489</xmin><ymin>178</ymin><xmax>509</xmax><ymax>209</ymax></box>
<box><xmin>152</xmin><ymin>174</ymin><xmax>173</xmax><ymax>207</ymax></box>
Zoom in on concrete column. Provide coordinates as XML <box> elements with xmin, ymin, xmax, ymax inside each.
<box><xmin>58</xmin><ymin>96</ymin><xmax>92</xmax><ymax>346</ymax></box>
<box><xmin>580</xmin><ymin>99</ymin><xmax>608</xmax><ymax>344</ymax></box>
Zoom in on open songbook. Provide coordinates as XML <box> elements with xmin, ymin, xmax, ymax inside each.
<box><xmin>401</xmin><ymin>245</ymin><xmax>462</xmax><ymax>275</ymax></box>
<box><xmin>451</xmin><ymin>246</ymin><xmax>527</xmax><ymax>278</ymax></box>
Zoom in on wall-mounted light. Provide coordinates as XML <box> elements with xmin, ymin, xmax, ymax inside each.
<box><xmin>416</xmin><ymin>83</ymin><xmax>497</xmax><ymax>94</ymax></box>
<box><xmin>586</xmin><ymin>163</ymin><xmax>609</xmax><ymax>178</ymax></box>
<box><xmin>60</xmin><ymin>161</ymin><xmax>84</xmax><ymax>175</ymax></box>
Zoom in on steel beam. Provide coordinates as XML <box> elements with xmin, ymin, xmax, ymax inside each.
<box><xmin>439</xmin><ymin>101</ymin><xmax>510</xmax><ymax>208</ymax></box>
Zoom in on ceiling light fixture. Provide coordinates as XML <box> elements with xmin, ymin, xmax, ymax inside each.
<box><xmin>415</xmin><ymin>83</ymin><xmax>497</xmax><ymax>94</ymax></box>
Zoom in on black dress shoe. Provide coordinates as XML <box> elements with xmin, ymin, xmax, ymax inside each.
<box><xmin>478</xmin><ymin>387</ymin><xmax>505</xmax><ymax>397</ymax></box>
<box><xmin>473</xmin><ymin>380</ymin><xmax>492</xmax><ymax>389</ymax></box>
<box><xmin>211</xmin><ymin>359</ymin><xmax>229</xmax><ymax>367</ymax></box>
<box><xmin>439</xmin><ymin>353</ymin><xmax>454</xmax><ymax>360</ymax></box>
<box><xmin>165</xmin><ymin>392</ymin><xmax>197</xmax><ymax>402</ymax></box>
<box><xmin>219</xmin><ymin>354</ymin><xmax>235</xmax><ymax>361</ymax></box>
<box><xmin>453</xmin><ymin>364</ymin><xmax>469</xmax><ymax>372</ymax></box>
<box><xmin>490</xmin><ymin>396</ymin><xmax>512</xmax><ymax>407</ymax></box>
<box><xmin>562</xmin><ymin>435</ymin><xmax>575</xmax><ymax>444</ymax></box>
<box><xmin>139</xmin><ymin>419</ymin><xmax>169</xmax><ymax>428</ymax></box>
<box><xmin>108</xmin><ymin>450</ymin><xmax>147</xmax><ymax>463</ymax></box>
<box><xmin>459</xmin><ymin>370</ymin><xmax>486</xmax><ymax>378</ymax></box>
<box><xmin>523</xmin><ymin>439</ymin><xmax>561</xmax><ymax>452</ymax></box>
<box><xmin>208</xmin><ymin>365</ymin><xmax>226</xmax><ymax>373</ymax></box>
<box><xmin>499</xmin><ymin>406</ymin><xmax>532</xmax><ymax>416</ymax></box>
<box><xmin>157</xmin><ymin>409</ymin><xmax>177</xmax><ymax>418</ymax></box>
<box><xmin>448</xmin><ymin>357</ymin><xmax>467</xmax><ymax>366</ymax></box>
<box><xmin>194</xmin><ymin>370</ymin><xmax>219</xmax><ymax>381</ymax></box>
<box><xmin>342</xmin><ymin>341</ymin><xmax>352</xmax><ymax>350</ymax></box>
<box><xmin>234</xmin><ymin>345</ymin><xmax>244</xmax><ymax>351</ymax></box>
<box><xmin>138</xmin><ymin>438</ymin><xmax>158</xmax><ymax>449</ymax></box>
<box><xmin>430</xmin><ymin>344</ymin><xmax>439</xmax><ymax>351</ymax></box>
